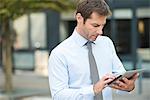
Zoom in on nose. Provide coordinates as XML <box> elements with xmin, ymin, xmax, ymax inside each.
<box><xmin>96</xmin><ymin>26</ymin><xmax>103</xmax><ymax>35</ymax></box>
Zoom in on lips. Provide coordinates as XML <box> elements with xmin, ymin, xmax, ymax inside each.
<box><xmin>91</xmin><ymin>35</ymin><xmax>98</xmax><ymax>40</ymax></box>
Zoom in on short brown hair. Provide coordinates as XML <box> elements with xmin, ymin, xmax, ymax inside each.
<box><xmin>76</xmin><ymin>0</ymin><xmax>111</xmax><ymax>22</ymax></box>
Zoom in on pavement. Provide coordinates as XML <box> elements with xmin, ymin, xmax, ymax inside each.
<box><xmin>0</xmin><ymin>69</ymin><xmax>150</xmax><ymax>100</ymax></box>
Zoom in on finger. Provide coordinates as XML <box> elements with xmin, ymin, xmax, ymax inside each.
<box><xmin>121</xmin><ymin>77</ymin><xmax>129</xmax><ymax>84</ymax></box>
<box><xmin>132</xmin><ymin>73</ymin><xmax>139</xmax><ymax>81</ymax></box>
<box><xmin>106</xmin><ymin>74</ymin><xmax>116</xmax><ymax>79</ymax></box>
<box><xmin>110</xmin><ymin>84</ymin><xmax>123</xmax><ymax>90</ymax></box>
<box><xmin>104</xmin><ymin>78</ymin><xmax>115</xmax><ymax>84</ymax></box>
<box><xmin>102</xmin><ymin>74</ymin><xmax>115</xmax><ymax>81</ymax></box>
<box><xmin>116</xmin><ymin>80</ymin><xmax>126</xmax><ymax>87</ymax></box>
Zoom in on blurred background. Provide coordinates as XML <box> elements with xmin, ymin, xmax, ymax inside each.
<box><xmin>0</xmin><ymin>0</ymin><xmax>150</xmax><ymax>100</ymax></box>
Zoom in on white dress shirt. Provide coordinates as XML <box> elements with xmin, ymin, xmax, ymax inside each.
<box><xmin>48</xmin><ymin>29</ymin><xmax>126</xmax><ymax>100</ymax></box>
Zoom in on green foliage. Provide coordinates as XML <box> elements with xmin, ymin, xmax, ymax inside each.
<box><xmin>0</xmin><ymin>0</ymin><xmax>76</xmax><ymax>93</ymax></box>
<box><xmin>0</xmin><ymin>0</ymin><xmax>76</xmax><ymax>20</ymax></box>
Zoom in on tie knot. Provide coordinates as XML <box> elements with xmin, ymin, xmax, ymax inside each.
<box><xmin>86</xmin><ymin>41</ymin><xmax>93</xmax><ymax>51</ymax></box>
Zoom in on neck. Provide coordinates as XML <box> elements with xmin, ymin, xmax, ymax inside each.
<box><xmin>76</xmin><ymin>26</ymin><xmax>82</xmax><ymax>34</ymax></box>
<box><xmin>76</xmin><ymin>26</ymin><xmax>87</xmax><ymax>39</ymax></box>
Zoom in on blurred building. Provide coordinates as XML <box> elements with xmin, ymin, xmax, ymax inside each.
<box><xmin>0</xmin><ymin>0</ymin><xmax>149</xmax><ymax>76</ymax></box>
<box><xmin>61</xmin><ymin>0</ymin><xmax>150</xmax><ymax>70</ymax></box>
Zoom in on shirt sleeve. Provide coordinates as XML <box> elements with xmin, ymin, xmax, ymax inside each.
<box><xmin>48</xmin><ymin>51</ymin><xmax>95</xmax><ymax>100</ymax></box>
<box><xmin>108</xmin><ymin>38</ymin><xmax>131</xmax><ymax>94</ymax></box>
<box><xmin>115</xmin><ymin>89</ymin><xmax>132</xmax><ymax>94</ymax></box>
<box><xmin>108</xmin><ymin>38</ymin><xmax>126</xmax><ymax>74</ymax></box>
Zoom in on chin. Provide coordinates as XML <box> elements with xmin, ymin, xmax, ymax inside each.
<box><xmin>89</xmin><ymin>36</ymin><xmax>98</xmax><ymax>41</ymax></box>
<box><xmin>90</xmin><ymin>38</ymin><xmax>96</xmax><ymax>41</ymax></box>
<box><xmin>93</xmin><ymin>37</ymin><xmax>98</xmax><ymax>41</ymax></box>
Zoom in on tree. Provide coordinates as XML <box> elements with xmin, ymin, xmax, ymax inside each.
<box><xmin>0</xmin><ymin>0</ymin><xmax>75</xmax><ymax>93</ymax></box>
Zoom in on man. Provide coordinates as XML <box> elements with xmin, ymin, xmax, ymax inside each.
<box><xmin>48</xmin><ymin>0</ymin><xmax>139</xmax><ymax>100</ymax></box>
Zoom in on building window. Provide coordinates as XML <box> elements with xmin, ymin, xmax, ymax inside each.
<box><xmin>30</xmin><ymin>13</ymin><xmax>47</xmax><ymax>49</ymax></box>
<box><xmin>116</xmin><ymin>19</ymin><xmax>131</xmax><ymax>54</ymax></box>
<box><xmin>138</xmin><ymin>18</ymin><xmax>150</xmax><ymax>48</ymax></box>
<box><xmin>13</xmin><ymin>15</ymin><xmax>29</xmax><ymax>49</ymax></box>
<box><xmin>13</xmin><ymin>12</ymin><xmax>47</xmax><ymax>50</ymax></box>
<box><xmin>103</xmin><ymin>19</ymin><xmax>131</xmax><ymax>55</ymax></box>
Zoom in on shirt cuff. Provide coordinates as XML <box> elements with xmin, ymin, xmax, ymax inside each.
<box><xmin>116</xmin><ymin>89</ymin><xmax>131</xmax><ymax>95</ymax></box>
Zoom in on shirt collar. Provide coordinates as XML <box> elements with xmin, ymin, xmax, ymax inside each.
<box><xmin>72</xmin><ymin>28</ymin><xmax>88</xmax><ymax>47</ymax></box>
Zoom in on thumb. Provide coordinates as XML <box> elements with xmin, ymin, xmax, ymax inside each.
<box><xmin>132</xmin><ymin>73</ymin><xmax>139</xmax><ymax>81</ymax></box>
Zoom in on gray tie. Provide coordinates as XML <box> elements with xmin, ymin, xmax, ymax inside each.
<box><xmin>86</xmin><ymin>41</ymin><xmax>103</xmax><ymax>100</ymax></box>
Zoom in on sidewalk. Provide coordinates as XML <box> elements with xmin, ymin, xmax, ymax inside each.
<box><xmin>0</xmin><ymin>69</ymin><xmax>150</xmax><ymax>100</ymax></box>
<box><xmin>0</xmin><ymin>70</ymin><xmax>50</xmax><ymax>100</ymax></box>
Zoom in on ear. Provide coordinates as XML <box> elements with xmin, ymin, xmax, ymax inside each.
<box><xmin>76</xmin><ymin>13</ymin><xmax>83</xmax><ymax>23</ymax></box>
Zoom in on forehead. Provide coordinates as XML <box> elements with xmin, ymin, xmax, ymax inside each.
<box><xmin>86</xmin><ymin>12</ymin><xmax>107</xmax><ymax>24</ymax></box>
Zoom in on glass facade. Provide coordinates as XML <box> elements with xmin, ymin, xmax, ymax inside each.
<box><xmin>13</xmin><ymin>15</ymin><xmax>29</xmax><ymax>49</ymax></box>
<box><xmin>12</xmin><ymin>12</ymin><xmax>47</xmax><ymax>70</ymax></box>
<box><xmin>11</xmin><ymin>10</ymin><xmax>60</xmax><ymax>70</ymax></box>
<box><xmin>13</xmin><ymin>13</ymin><xmax>47</xmax><ymax>50</ymax></box>
<box><xmin>30</xmin><ymin>13</ymin><xmax>47</xmax><ymax>49</ymax></box>
<box><xmin>138</xmin><ymin>18</ymin><xmax>150</xmax><ymax>48</ymax></box>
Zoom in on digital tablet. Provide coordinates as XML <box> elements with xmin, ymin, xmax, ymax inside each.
<box><xmin>107</xmin><ymin>69</ymin><xmax>145</xmax><ymax>86</ymax></box>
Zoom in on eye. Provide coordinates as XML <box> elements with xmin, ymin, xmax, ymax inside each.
<box><xmin>92</xmin><ymin>24</ymin><xmax>99</xmax><ymax>27</ymax></box>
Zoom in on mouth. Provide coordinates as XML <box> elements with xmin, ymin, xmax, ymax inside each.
<box><xmin>90</xmin><ymin>35</ymin><xmax>98</xmax><ymax>41</ymax></box>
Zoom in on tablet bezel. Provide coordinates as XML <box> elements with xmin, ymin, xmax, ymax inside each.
<box><xmin>107</xmin><ymin>69</ymin><xmax>145</xmax><ymax>86</ymax></box>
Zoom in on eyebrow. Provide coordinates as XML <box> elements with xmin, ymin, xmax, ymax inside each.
<box><xmin>92</xmin><ymin>23</ymin><xmax>106</xmax><ymax>27</ymax></box>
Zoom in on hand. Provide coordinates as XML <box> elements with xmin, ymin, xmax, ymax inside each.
<box><xmin>110</xmin><ymin>73</ymin><xmax>139</xmax><ymax>92</ymax></box>
<box><xmin>93</xmin><ymin>74</ymin><xmax>115</xmax><ymax>95</ymax></box>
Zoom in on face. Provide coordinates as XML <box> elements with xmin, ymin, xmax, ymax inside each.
<box><xmin>76</xmin><ymin>12</ymin><xmax>107</xmax><ymax>41</ymax></box>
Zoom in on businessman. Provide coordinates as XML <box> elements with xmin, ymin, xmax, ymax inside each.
<box><xmin>48</xmin><ymin>0</ymin><xmax>139</xmax><ymax>100</ymax></box>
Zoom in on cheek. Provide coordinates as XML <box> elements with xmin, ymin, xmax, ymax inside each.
<box><xmin>87</xmin><ymin>25</ymin><xmax>97</xmax><ymax>33</ymax></box>
<box><xmin>85</xmin><ymin>25</ymin><xmax>95</xmax><ymax>33</ymax></box>
<box><xmin>88</xmin><ymin>28</ymin><xmax>97</xmax><ymax>35</ymax></box>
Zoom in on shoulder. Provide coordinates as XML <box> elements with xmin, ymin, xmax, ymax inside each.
<box><xmin>96</xmin><ymin>36</ymin><xmax>113</xmax><ymax>44</ymax></box>
<box><xmin>50</xmin><ymin>36</ymin><xmax>73</xmax><ymax>56</ymax></box>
